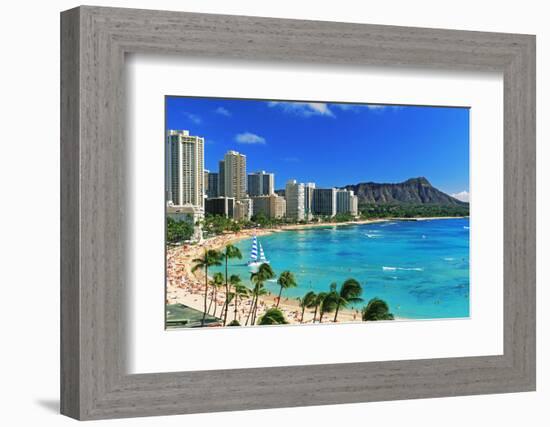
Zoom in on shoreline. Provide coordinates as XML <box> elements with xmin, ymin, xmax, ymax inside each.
<box><xmin>166</xmin><ymin>215</ymin><xmax>468</xmax><ymax>326</ymax></box>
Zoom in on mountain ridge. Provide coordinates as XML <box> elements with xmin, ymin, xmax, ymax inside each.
<box><xmin>342</xmin><ymin>177</ymin><xmax>467</xmax><ymax>206</ymax></box>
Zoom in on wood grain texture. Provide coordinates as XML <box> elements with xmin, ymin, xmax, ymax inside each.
<box><xmin>60</xmin><ymin>7</ymin><xmax>81</xmax><ymax>419</ymax></box>
<box><xmin>60</xmin><ymin>5</ymin><xmax>536</xmax><ymax>420</ymax></box>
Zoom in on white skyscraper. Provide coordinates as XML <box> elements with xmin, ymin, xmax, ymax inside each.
<box><xmin>166</xmin><ymin>130</ymin><xmax>205</xmax><ymax>209</ymax></box>
<box><xmin>304</xmin><ymin>182</ymin><xmax>316</xmax><ymax>220</ymax></box>
<box><xmin>285</xmin><ymin>179</ymin><xmax>305</xmax><ymax>221</ymax></box>
<box><xmin>223</xmin><ymin>150</ymin><xmax>247</xmax><ymax>201</ymax></box>
<box><xmin>336</xmin><ymin>189</ymin><xmax>359</xmax><ymax>216</ymax></box>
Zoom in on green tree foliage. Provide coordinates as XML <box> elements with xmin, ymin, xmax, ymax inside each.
<box><xmin>297</xmin><ymin>291</ymin><xmax>317</xmax><ymax>323</ymax></box>
<box><xmin>333</xmin><ymin>278</ymin><xmax>364</xmax><ymax>322</ymax></box>
<box><xmin>318</xmin><ymin>291</ymin><xmax>339</xmax><ymax>323</ymax></box>
<box><xmin>276</xmin><ymin>271</ymin><xmax>297</xmax><ymax>308</ymax></box>
<box><xmin>191</xmin><ymin>249</ymin><xmax>223</xmax><ymax>326</ymax></box>
<box><xmin>258</xmin><ymin>308</ymin><xmax>288</xmax><ymax>325</ymax></box>
<box><xmin>223</xmin><ymin>244</ymin><xmax>242</xmax><ymax>325</ymax></box>
<box><xmin>359</xmin><ymin>203</ymin><xmax>469</xmax><ymax>219</ymax></box>
<box><xmin>166</xmin><ymin>217</ymin><xmax>194</xmax><ymax>243</ymax></box>
<box><xmin>246</xmin><ymin>263</ymin><xmax>276</xmax><ymax>326</ymax></box>
<box><xmin>362</xmin><ymin>298</ymin><xmax>395</xmax><ymax>321</ymax></box>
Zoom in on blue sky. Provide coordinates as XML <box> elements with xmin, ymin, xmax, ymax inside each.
<box><xmin>166</xmin><ymin>97</ymin><xmax>470</xmax><ymax>197</ymax></box>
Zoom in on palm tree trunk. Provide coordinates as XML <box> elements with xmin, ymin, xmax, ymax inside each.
<box><xmin>245</xmin><ymin>293</ymin><xmax>255</xmax><ymax>326</ymax></box>
<box><xmin>333</xmin><ymin>302</ymin><xmax>341</xmax><ymax>323</ymax></box>
<box><xmin>319</xmin><ymin>311</ymin><xmax>324</xmax><ymax>323</ymax></box>
<box><xmin>207</xmin><ymin>287</ymin><xmax>213</xmax><ymax>314</ymax></box>
<box><xmin>251</xmin><ymin>295</ymin><xmax>258</xmax><ymax>325</ymax></box>
<box><xmin>313</xmin><ymin>305</ymin><xmax>318</xmax><ymax>323</ymax></box>
<box><xmin>276</xmin><ymin>286</ymin><xmax>283</xmax><ymax>308</ymax></box>
<box><xmin>201</xmin><ymin>265</ymin><xmax>208</xmax><ymax>326</ymax></box>
<box><xmin>300</xmin><ymin>306</ymin><xmax>305</xmax><ymax>323</ymax></box>
<box><xmin>212</xmin><ymin>287</ymin><xmax>218</xmax><ymax>317</ymax></box>
<box><xmin>220</xmin><ymin>299</ymin><xmax>227</xmax><ymax>320</ymax></box>
<box><xmin>223</xmin><ymin>256</ymin><xmax>229</xmax><ymax>325</ymax></box>
<box><xmin>234</xmin><ymin>296</ymin><xmax>239</xmax><ymax>322</ymax></box>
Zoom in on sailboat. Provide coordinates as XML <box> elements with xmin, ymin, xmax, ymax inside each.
<box><xmin>247</xmin><ymin>235</ymin><xmax>269</xmax><ymax>269</ymax></box>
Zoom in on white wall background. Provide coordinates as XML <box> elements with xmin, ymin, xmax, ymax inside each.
<box><xmin>0</xmin><ymin>0</ymin><xmax>546</xmax><ymax>425</ymax></box>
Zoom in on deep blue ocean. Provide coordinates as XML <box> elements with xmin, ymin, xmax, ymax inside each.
<box><xmin>211</xmin><ymin>218</ymin><xmax>470</xmax><ymax>319</ymax></box>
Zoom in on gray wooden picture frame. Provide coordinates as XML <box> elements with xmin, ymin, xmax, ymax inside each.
<box><xmin>60</xmin><ymin>5</ymin><xmax>536</xmax><ymax>421</ymax></box>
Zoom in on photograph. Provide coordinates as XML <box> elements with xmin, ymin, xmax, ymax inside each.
<box><xmin>164</xmin><ymin>96</ymin><xmax>470</xmax><ymax>329</ymax></box>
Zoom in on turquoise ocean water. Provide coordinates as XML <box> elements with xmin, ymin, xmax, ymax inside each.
<box><xmin>211</xmin><ymin>218</ymin><xmax>470</xmax><ymax>319</ymax></box>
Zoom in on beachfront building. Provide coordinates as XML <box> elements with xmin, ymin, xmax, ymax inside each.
<box><xmin>166</xmin><ymin>203</ymin><xmax>204</xmax><ymax>241</ymax></box>
<box><xmin>252</xmin><ymin>194</ymin><xmax>286</xmax><ymax>219</ymax></box>
<box><xmin>223</xmin><ymin>150</ymin><xmax>247</xmax><ymax>201</ymax></box>
<box><xmin>247</xmin><ymin>171</ymin><xmax>275</xmax><ymax>197</ymax></box>
<box><xmin>166</xmin><ymin>130</ymin><xmax>205</xmax><ymax>209</ymax></box>
<box><xmin>205</xmin><ymin>196</ymin><xmax>234</xmax><ymax>218</ymax></box>
<box><xmin>234</xmin><ymin>198</ymin><xmax>253</xmax><ymax>221</ymax></box>
<box><xmin>285</xmin><ymin>179</ymin><xmax>305</xmax><ymax>221</ymax></box>
<box><xmin>203</xmin><ymin>170</ymin><xmax>209</xmax><ymax>198</ymax></box>
<box><xmin>312</xmin><ymin>188</ymin><xmax>337</xmax><ymax>217</ymax></box>
<box><xmin>336</xmin><ymin>189</ymin><xmax>359</xmax><ymax>216</ymax></box>
<box><xmin>304</xmin><ymin>182</ymin><xmax>316</xmax><ymax>221</ymax></box>
<box><xmin>206</xmin><ymin>171</ymin><xmax>219</xmax><ymax>198</ymax></box>
<box><xmin>218</xmin><ymin>160</ymin><xmax>226</xmax><ymax>196</ymax></box>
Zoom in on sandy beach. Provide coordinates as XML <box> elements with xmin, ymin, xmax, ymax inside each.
<box><xmin>166</xmin><ymin>216</ymin><xmax>465</xmax><ymax>326</ymax></box>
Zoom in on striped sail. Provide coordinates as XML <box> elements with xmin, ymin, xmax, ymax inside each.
<box><xmin>259</xmin><ymin>243</ymin><xmax>267</xmax><ymax>262</ymax></box>
<box><xmin>249</xmin><ymin>235</ymin><xmax>258</xmax><ymax>262</ymax></box>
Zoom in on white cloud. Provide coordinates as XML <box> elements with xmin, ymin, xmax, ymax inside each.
<box><xmin>450</xmin><ymin>190</ymin><xmax>469</xmax><ymax>202</ymax></box>
<box><xmin>332</xmin><ymin>104</ymin><xmax>358</xmax><ymax>112</ymax></box>
<box><xmin>268</xmin><ymin>101</ymin><xmax>335</xmax><ymax>117</ymax></box>
<box><xmin>235</xmin><ymin>132</ymin><xmax>266</xmax><ymax>145</ymax></box>
<box><xmin>182</xmin><ymin>112</ymin><xmax>202</xmax><ymax>124</ymax></box>
<box><xmin>214</xmin><ymin>107</ymin><xmax>231</xmax><ymax>117</ymax></box>
<box><xmin>364</xmin><ymin>104</ymin><xmax>403</xmax><ymax>112</ymax></box>
<box><xmin>332</xmin><ymin>103</ymin><xmax>404</xmax><ymax>113</ymax></box>
<box><xmin>366</xmin><ymin>105</ymin><xmax>388</xmax><ymax>110</ymax></box>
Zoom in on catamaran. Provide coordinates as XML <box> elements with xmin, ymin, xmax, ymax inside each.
<box><xmin>247</xmin><ymin>235</ymin><xmax>269</xmax><ymax>268</ymax></box>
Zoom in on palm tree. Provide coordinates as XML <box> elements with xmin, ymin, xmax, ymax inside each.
<box><xmin>208</xmin><ymin>272</ymin><xmax>224</xmax><ymax>316</ymax></box>
<box><xmin>312</xmin><ymin>292</ymin><xmax>326</xmax><ymax>323</ymax></box>
<box><xmin>258</xmin><ymin>308</ymin><xmax>288</xmax><ymax>325</ymax></box>
<box><xmin>318</xmin><ymin>291</ymin><xmax>338</xmax><ymax>323</ymax></box>
<box><xmin>275</xmin><ymin>271</ymin><xmax>297</xmax><ymax>308</ymax></box>
<box><xmin>230</xmin><ymin>274</ymin><xmax>247</xmax><ymax>322</ymax></box>
<box><xmin>333</xmin><ymin>278</ymin><xmax>363</xmax><ymax>322</ymax></box>
<box><xmin>297</xmin><ymin>291</ymin><xmax>317</xmax><ymax>323</ymax></box>
<box><xmin>252</xmin><ymin>286</ymin><xmax>269</xmax><ymax>325</ymax></box>
<box><xmin>191</xmin><ymin>249</ymin><xmax>223</xmax><ymax>326</ymax></box>
<box><xmin>220</xmin><ymin>292</ymin><xmax>235</xmax><ymax>320</ymax></box>
<box><xmin>246</xmin><ymin>263</ymin><xmax>275</xmax><ymax>326</ymax></box>
<box><xmin>223</xmin><ymin>244</ymin><xmax>242</xmax><ymax>325</ymax></box>
<box><xmin>362</xmin><ymin>298</ymin><xmax>395</xmax><ymax>321</ymax></box>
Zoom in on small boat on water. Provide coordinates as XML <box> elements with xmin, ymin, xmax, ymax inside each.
<box><xmin>247</xmin><ymin>235</ymin><xmax>269</xmax><ymax>269</ymax></box>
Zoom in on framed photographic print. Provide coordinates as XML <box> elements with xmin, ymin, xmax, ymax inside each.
<box><xmin>164</xmin><ymin>96</ymin><xmax>471</xmax><ymax>330</ymax></box>
<box><xmin>61</xmin><ymin>6</ymin><xmax>536</xmax><ymax>420</ymax></box>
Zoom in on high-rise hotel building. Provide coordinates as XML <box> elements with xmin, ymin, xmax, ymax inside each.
<box><xmin>218</xmin><ymin>160</ymin><xmax>226</xmax><ymax>197</ymax></box>
<box><xmin>336</xmin><ymin>189</ymin><xmax>359</xmax><ymax>216</ymax></box>
<box><xmin>166</xmin><ymin>130</ymin><xmax>205</xmax><ymax>209</ymax></box>
<box><xmin>252</xmin><ymin>194</ymin><xmax>286</xmax><ymax>219</ymax></box>
<box><xmin>312</xmin><ymin>188</ymin><xmax>337</xmax><ymax>217</ymax></box>
<box><xmin>223</xmin><ymin>150</ymin><xmax>247</xmax><ymax>201</ymax></box>
<box><xmin>248</xmin><ymin>171</ymin><xmax>275</xmax><ymax>197</ymax></box>
<box><xmin>206</xmin><ymin>171</ymin><xmax>219</xmax><ymax>198</ymax></box>
<box><xmin>304</xmin><ymin>182</ymin><xmax>316</xmax><ymax>221</ymax></box>
<box><xmin>285</xmin><ymin>179</ymin><xmax>305</xmax><ymax>221</ymax></box>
